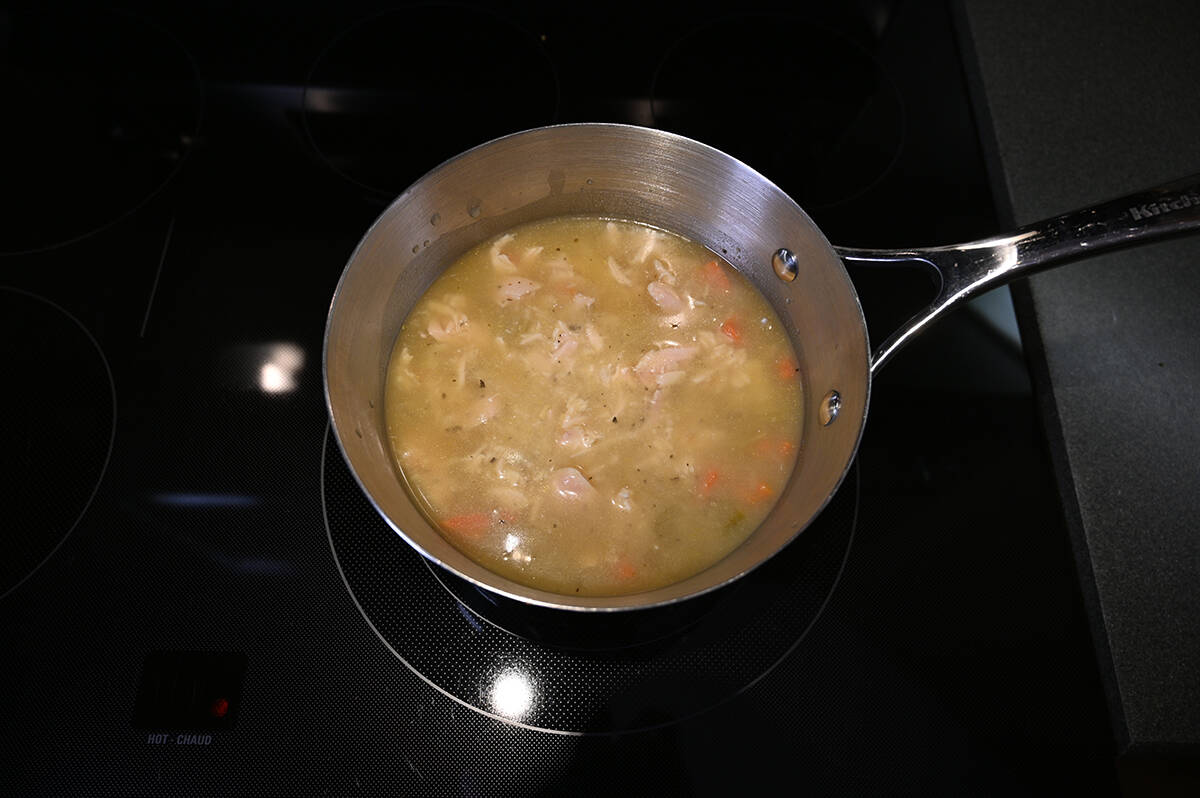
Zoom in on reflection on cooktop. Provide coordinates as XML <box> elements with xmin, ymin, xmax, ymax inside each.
<box><xmin>302</xmin><ymin>4</ymin><xmax>559</xmax><ymax>200</ymax></box>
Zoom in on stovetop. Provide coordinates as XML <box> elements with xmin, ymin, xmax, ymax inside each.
<box><xmin>2</xmin><ymin>2</ymin><xmax>1118</xmax><ymax>794</ymax></box>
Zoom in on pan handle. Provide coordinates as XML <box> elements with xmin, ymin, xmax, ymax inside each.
<box><xmin>833</xmin><ymin>173</ymin><xmax>1200</xmax><ymax>373</ymax></box>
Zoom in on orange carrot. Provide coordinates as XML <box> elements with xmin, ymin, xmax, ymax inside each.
<box><xmin>702</xmin><ymin>259</ymin><xmax>732</xmax><ymax>294</ymax></box>
<box><xmin>776</xmin><ymin>356</ymin><xmax>799</xmax><ymax>380</ymax></box>
<box><xmin>753</xmin><ymin>438</ymin><xmax>796</xmax><ymax>460</ymax></box>
<box><xmin>699</xmin><ymin>467</ymin><xmax>721</xmax><ymax>497</ymax></box>
<box><xmin>614</xmin><ymin>557</ymin><xmax>637</xmax><ymax>581</ymax></box>
<box><xmin>441</xmin><ymin>512</ymin><xmax>491</xmax><ymax>537</ymax></box>
<box><xmin>743</xmin><ymin>482</ymin><xmax>774</xmax><ymax>504</ymax></box>
<box><xmin>720</xmin><ymin>317</ymin><xmax>743</xmax><ymax>344</ymax></box>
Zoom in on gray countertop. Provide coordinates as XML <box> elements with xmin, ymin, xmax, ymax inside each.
<box><xmin>957</xmin><ymin>0</ymin><xmax>1200</xmax><ymax>755</ymax></box>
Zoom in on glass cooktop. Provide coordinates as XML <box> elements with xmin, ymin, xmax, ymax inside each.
<box><xmin>1</xmin><ymin>2</ymin><xmax>1117</xmax><ymax>794</ymax></box>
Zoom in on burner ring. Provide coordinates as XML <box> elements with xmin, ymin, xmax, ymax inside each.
<box><xmin>0</xmin><ymin>7</ymin><xmax>203</xmax><ymax>255</ymax></box>
<box><xmin>650</xmin><ymin>13</ymin><xmax>906</xmax><ymax>210</ymax></box>
<box><xmin>323</xmin><ymin>422</ymin><xmax>858</xmax><ymax>734</ymax></box>
<box><xmin>0</xmin><ymin>288</ymin><xmax>117</xmax><ymax>599</ymax></box>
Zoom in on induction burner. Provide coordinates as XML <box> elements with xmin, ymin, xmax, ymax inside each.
<box><xmin>0</xmin><ymin>7</ymin><xmax>201</xmax><ymax>255</ymax></box>
<box><xmin>301</xmin><ymin>3</ymin><xmax>559</xmax><ymax>201</ymax></box>
<box><xmin>651</xmin><ymin>13</ymin><xmax>904</xmax><ymax>209</ymax></box>
<box><xmin>324</xmin><ymin>424</ymin><xmax>858</xmax><ymax>733</ymax></box>
<box><xmin>0</xmin><ymin>288</ymin><xmax>116</xmax><ymax>599</ymax></box>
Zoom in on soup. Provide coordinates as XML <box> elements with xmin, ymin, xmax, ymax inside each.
<box><xmin>384</xmin><ymin>217</ymin><xmax>802</xmax><ymax>596</ymax></box>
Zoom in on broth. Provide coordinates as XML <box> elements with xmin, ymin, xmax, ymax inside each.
<box><xmin>384</xmin><ymin>217</ymin><xmax>802</xmax><ymax>596</ymax></box>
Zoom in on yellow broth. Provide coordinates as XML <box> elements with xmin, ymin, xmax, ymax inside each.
<box><xmin>384</xmin><ymin>217</ymin><xmax>802</xmax><ymax>596</ymax></box>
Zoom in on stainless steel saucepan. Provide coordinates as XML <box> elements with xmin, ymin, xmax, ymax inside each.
<box><xmin>324</xmin><ymin>123</ymin><xmax>1199</xmax><ymax>611</ymax></box>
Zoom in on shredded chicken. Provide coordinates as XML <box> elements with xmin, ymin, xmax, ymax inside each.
<box><xmin>585</xmin><ymin>325</ymin><xmax>604</xmax><ymax>351</ymax></box>
<box><xmin>385</xmin><ymin>217</ymin><xmax>803</xmax><ymax>598</ymax></box>
<box><xmin>490</xmin><ymin>233</ymin><xmax>517</xmax><ymax>273</ymax></box>
<box><xmin>466</xmin><ymin>394</ymin><xmax>501</xmax><ymax>426</ymax></box>
<box><xmin>633</xmin><ymin>345</ymin><xmax>699</xmax><ymax>387</ymax></box>
<box><xmin>497</xmin><ymin>277</ymin><xmax>541</xmax><ymax>304</ymax></box>
<box><xmin>550</xmin><ymin>467</ymin><xmax>596</xmax><ymax>500</ymax></box>
<box><xmin>424</xmin><ymin>298</ymin><xmax>470</xmax><ymax>341</ymax></box>
<box><xmin>633</xmin><ymin>229</ymin><xmax>662</xmax><ymax>264</ymax></box>
<box><xmin>607</xmin><ymin>256</ymin><xmax>633</xmax><ymax>286</ymax></box>
<box><xmin>653</xmin><ymin>258</ymin><xmax>677</xmax><ymax>285</ymax></box>
<box><xmin>612</xmin><ymin>487</ymin><xmax>633</xmax><ymax>512</ymax></box>
<box><xmin>647</xmin><ymin>281</ymin><xmax>685</xmax><ymax>314</ymax></box>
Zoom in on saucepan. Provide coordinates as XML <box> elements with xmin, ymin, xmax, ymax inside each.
<box><xmin>324</xmin><ymin>123</ymin><xmax>1199</xmax><ymax>611</ymax></box>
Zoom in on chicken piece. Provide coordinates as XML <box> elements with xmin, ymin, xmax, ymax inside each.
<box><xmin>550</xmin><ymin>467</ymin><xmax>596</xmax><ymax>500</ymax></box>
<box><xmin>551</xmin><ymin>322</ymin><xmax>579</xmax><ymax>361</ymax></box>
<box><xmin>466</xmin><ymin>394</ymin><xmax>501</xmax><ymax>426</ymax></box>
<box><xmin>490</xmin><ymin>233</ymin><xmax>517</xmax><ymax>273</ymax></box>
<box><xmin>557</xmin><ymin>395</ymin><xmax>600</xmax><ymax>453</ymax></box>
<box><xmin>391</xmin><ymin>346</ymin><xmax>417</xmax><ymax>384</ymax></box>
<box><xmin>489</xmin><ymin>485</ymin><xmax>530</xmax><ymax>510</ymax></box>
<box><xmin>497</xmin><ymin>277</ymin><xmax>541</xmax><ymax>304</ymax></box>
<box><xmin>546</xmin><ymin>256</ymin><xmax>575</xmax><ymax>285</ymax></box>
<box><xmin>585</xmin><ymin>325</ymin><xmax>604</xmax><ymax>351</ymax></box>
<box><xmin>633</xmin><ymin>229</ymin><xmax>662</xmax><ymax>264</ymax></box>
<box><xmin>647</xmin><ymin>281</ymin><xmax>685</xmax><ymax>314</ymax></box>
<box><xmin>425</xmin><ymin>299</ymin><xmax>470</xmax><ymax>341</ymax></box>
<box><xmin>653</xmin><ymin>258</ymin><xmax>677</xmax><ymax>285</ymax></box>
<box><xmin>612</xmin><ymin>487</ymin><xmax>633</xmax><ymax>512</ymax></box>
<box><xmin>558</xmin><ymin>427</ymin><xmax>599</xmax><ymax>452</ymax></box>
<box><xmin>607</xmin><ymin>256</ymin><xmax>633</xmax><ymax>286</ymax></box>
<box><xmin>633</xmin><ymin>345</ymin><xmax>699</xmax><ymax>387</ymax></box>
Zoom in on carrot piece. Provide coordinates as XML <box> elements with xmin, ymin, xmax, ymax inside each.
<box><xmin>720</xmin><ymin>317</ymin><xmax>743</xmax><ymax>344</ymax></box>
<box><xmin>744</xmin><ymin>482</ymin><xmax>774</xmax><ymax>504</ymax></box>
<box><xmin>614</xmin><ymin>557</ymin><xmax>637</xmax><ymax>581</ymax></box>
<box><xmin>702</xmin><ymin>259</ymin><xmax>732</xmax><ymax>294</ymax></box>
<box><xmin>441</xmin><ymin>512</ymin><xmax>491</xmax><ymax>537</ymax></box>
<box><xmin>776</xmin><ymin>356</ymin><xmax>799</xmax><ymax>380</ymax></box>
<box><xmin>753</xmin><ymin>438</ymin><xmax>796</xmax><ymax>460</ymax></box>
<box><xmin>699</xmin><ymin>467</ymin><xmax>721</xmax><ymax>497</ymax></box>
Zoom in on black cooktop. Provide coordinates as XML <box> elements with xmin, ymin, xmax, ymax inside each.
<box><xmin>1</xmin><ymin>2</ymin><xmax>1118</xmax><ymax>794</ymax></box>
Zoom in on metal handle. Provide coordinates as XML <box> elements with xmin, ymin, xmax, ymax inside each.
<box><xmin>834</xmin><ymin>173</ymin><xmax>1200</xmax><ymax>373</ymax></box>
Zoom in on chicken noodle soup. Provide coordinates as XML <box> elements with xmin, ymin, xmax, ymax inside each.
<box><xmin>385</xmin><ymin>217</ymin><xmax>802</xmax><ymax>596</ymax></box>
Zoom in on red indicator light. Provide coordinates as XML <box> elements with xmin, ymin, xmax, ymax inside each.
<box><xmin>210</xmin><ymin>697</ymin><xmax>230</xmax><ymax>718</ymax></box>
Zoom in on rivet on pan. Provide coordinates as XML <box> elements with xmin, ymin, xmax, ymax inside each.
<box><xmin>820</xmin><ymin>390</ymin><xmax>841</xmax><ymax>426</ymax></box>
<box><xmin>772</xmin><ymin>248</ymin><xmax>799</xmax><ymax>282</ymax></box>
